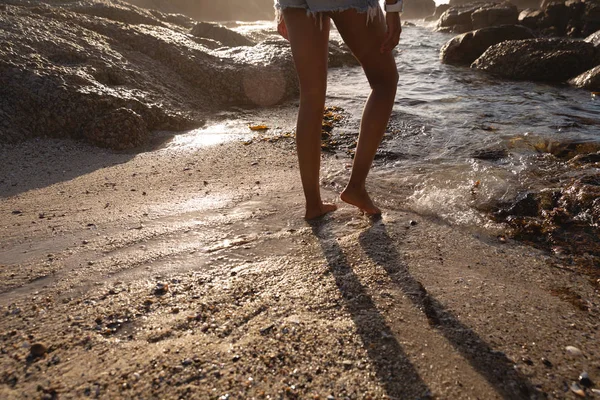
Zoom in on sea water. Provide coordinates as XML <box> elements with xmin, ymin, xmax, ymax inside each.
<box><xmin>325</xmin><ymin>23</ymin><xmax>600</xmax><ymax>231</ymax></box>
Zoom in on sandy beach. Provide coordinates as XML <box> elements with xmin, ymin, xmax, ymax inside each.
<box><xmin>1</xmin><ymin>112</ymin><xmax>598</xmax><ymax>399</ymax></box>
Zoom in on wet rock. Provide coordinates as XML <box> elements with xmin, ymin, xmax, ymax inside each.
<box><xmin>586</xmin><ymin>29</ymin><xmax>600</xmax><ymax>46</ymax></box>
<box><xmin>471</xmin><ymin>38</ymin><xmax>599</xmax><ymax>82</ymax></box>
<box><xmin>441</xmin><ymin>24</ymin><xmax>535</xmax><ymax>66</ymax></box>
<box><xmin>30</xmin><ymin>343</ymin><xmax>47</xmax><ymax>358</ymax></box>
<box><xmin>569</xmin><ymin>65</ymin><xmax>600</xmax><ymax>91</ymax></box>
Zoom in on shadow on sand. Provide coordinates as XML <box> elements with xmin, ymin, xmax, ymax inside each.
<box><xmin>311</xmin><ymin>220</ymin><xmax>431</xmax><ymax>400</ymax></box>
<box><xmin>312</xmin><ymin>218</ymin><xmax>540</xmax><ymax>400</ymax></box>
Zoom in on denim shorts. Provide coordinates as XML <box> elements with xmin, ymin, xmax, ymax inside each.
<box><xmin>274</xmin><ymin>0</ymin><xmax>380</xmax><ymax>23</ymax></box>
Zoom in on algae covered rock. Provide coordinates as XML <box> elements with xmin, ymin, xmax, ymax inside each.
<box><xmin>471</xmin><ymin>38</ymin><xmax>599</xmax><ymax>81</ymax></box>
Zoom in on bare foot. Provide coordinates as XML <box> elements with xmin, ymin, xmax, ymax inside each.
<box><xmin>340</xmin><ymin>186</ymin><xmax>381</xmax><ymax>216</ymax></box>
<box><xmin>305</xmin><ymin>202</ymin><xmax>337</xmax><ymax>220</ymax></box>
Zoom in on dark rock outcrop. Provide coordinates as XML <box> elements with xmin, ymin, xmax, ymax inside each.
<box><xmin>569</xmin><ymin>65</ymin><xmax>600</xmax><ymax>89</ymax></box>
<box><xmin>0</xmin><ymin>0</ymin><xmax>305</xmax><ymax>148</ymax></box>
<box><xmin>440</xmin><ymin>24</ymin><xmax>536</xmax><ymax>65</ymax></box>
<box><xmin>437</xmin><ymin>2</ymin><xmax>517</xmax><ymax>33</ymax></box>
<box><xmin>404</xmin><ymin>0</ymin><xmax>437</xmax><ymax>20</ymax></box>
<box><xmin>471</xmin><ymin>2</ymin><xmax>518</xmax><ymax>29</ymax></box>
<box><xmin>471</xmin><ymin>38</ymin><xmax>599</xmax><ymax>82</ymax></box>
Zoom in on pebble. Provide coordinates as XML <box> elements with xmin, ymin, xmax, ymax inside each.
<box><xmin>570</xmin><ymin>382</ymin><xmax>586</xmax><ymax>398</ymax></box>
<box><xmin>541</xmin><ymin>357</ymin><xmax>553</xmax><ymax>368</ymax></box>
<box><xmin>566</xmin><ymin>346</ymin><xmax>583</xmax><ymax>357</ymax></box>
<box><xmin>409</xmin><ymin>220</ymin><xmax>418</xmax><ymax>226</ymax></box>
<box><xmin>579</xmin><ymin>371</ymin><xmax>592</xmax><ymax>388</ymax></box>
<box><xmin>30</xmin><ymin>343</ymin><xmax>47</xmax><ymax>357</ymax></box>
<box><xmin>154</xmin><ymin>283</ymin><xmax>168</xmax><ymax>295</ymax></box>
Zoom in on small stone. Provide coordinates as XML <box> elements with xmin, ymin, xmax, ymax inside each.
<box><xmin>570</xmin><ymin>382</ymin><xmax>586</xmax><ymax>397</ymax></box>
<box><xmin>232</xmin><ymin>354</ymin><xmax>241</xmax><ymax>362</ymax></box>
<box><xmin>171</xmin><ymin>307</ymin><xmax>180</xmax><ymax>314</ymax></box>
<box><xmin>30</xmin><ymin>343</ymin><xmax>47</xmax><ymax>358</ymax></box>
<box><xmin>87</xmin><ymin>261</ymin><xmax>94</xmax><ymax>266</ymax></box>
<box><xmin>11</xmin><ymin>210</ymin><xmax>22</xmax><ymax>215</ymax></box>
<box><xmin>579</xmin><ymin>371</ymin><xmax>592</xmax><ymax>388</ymax></box>
<box><xmin>541</xmin><ymin>357</ymin><xmax>553</xmax><ymax>368</ymax></box>
<box><xmin>566</xmin><ymin>346</ymin><xmax>583</xmax><ymax>357</ymax></box>
<box><xmin>154</xmin><ymin>283</ymin><xmax>168</xmax><ymax>295</ymax></box>
<box><xmin>409</xmin><ymin>220</ymin><xmax>418</xmax><ymax>226</ymax></box>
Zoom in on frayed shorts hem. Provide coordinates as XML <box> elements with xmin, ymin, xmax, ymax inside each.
<box><xmin>274</xmin><ymin>0</ymin><xmax>381</xmax><ymax>25</ymax></box>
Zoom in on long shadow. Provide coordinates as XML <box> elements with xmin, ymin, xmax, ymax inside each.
<box><xmin>359</xmin><ymin>221</ymin><xmax>540</xmax><ymax>400</ymax></box>
<box><xmin>311</xmin><ymin>221</ymin><xmax>431</xmax><ymax>400</ymax></box>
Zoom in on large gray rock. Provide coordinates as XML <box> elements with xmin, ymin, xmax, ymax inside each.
<box><xmin>0</xmin><ymin>0</ymin><xmax>301</xmax><ymax>148</ymax></box>
<box><xmin>403</xmin><ymin>0</ymin><xmax>437</xmax><ymax>20</ymax></box>
<box><xmin>440</xmin><ymin>24</ymin><xmax>536</xmax><ymax>65</ymax></box>
<box><xmin>569</xmin><ymin>64</ymin><xmax>600</xmax><ymax>89</ymax></box>
<box><xmin>471</xmin><ymin>38</ymin><xmax>599</xmax><ymax>81</ymax></box>
<box><xmin>471</xmin><ymin>2</ymin><xmax>518</xmax><ymax>29</ymax></box>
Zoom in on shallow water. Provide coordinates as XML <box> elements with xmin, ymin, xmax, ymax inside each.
<box><xmin>326</xmin><ymin>23</ymin><xmax>600</xmax><ymax>231</ymax></box>
<box><xmin>191</xmin><ymin>21</ymin><xmax>599</xmax><ymax>237</ymax></box>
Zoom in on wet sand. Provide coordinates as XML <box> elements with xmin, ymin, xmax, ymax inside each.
<box><xmin>0</xmin><ymin>125</ymin><xmax>598</xmax><ymax>399</ymax></box>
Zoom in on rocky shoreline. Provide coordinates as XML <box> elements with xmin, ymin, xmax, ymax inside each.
<box><xmin>435</xmin><ymin>0</ymin><xmax>600</xmax><ymax>89</ymax></box>
<box><xmin>0</xmin><ymin>0</ymin><xmax>358</xmax><ymax>149</ymax></box>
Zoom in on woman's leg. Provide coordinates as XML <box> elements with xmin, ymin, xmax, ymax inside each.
<box><xmin>330</xmin><ymin>9</ymin><xmax>399</xmax><ymax>215</ymax></box>
<box><xmin>283</xmin><ymin>8</ymin><xmax>337</xmax><ymax>220</ymax></box>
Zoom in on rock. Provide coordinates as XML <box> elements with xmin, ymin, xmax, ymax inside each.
<box><xmin>569</xmin><ymin>65</ymin><xmax>600</xmax><ymax>90</ymax></box>
<box><xmin>30</xmin><ymin>343</ymin><xmax>47</xmax><ymax>358</ymax></box>
<box><xmin>585</xmin><ymin>29</ymin><xmax>600</xmax><ymax>46</ymax></box>
<box><xmin>437</xmin><ymin>2</ymin><xmax>487</xmax><ymax>33</ymax></box>
<box><xmin>0</xmin><ymin>1</ymin><xmax>301</xmax><ymax>148</ymax></box>
<box><xmin>403</xmin><ymin>0</ymin><xmax>437</xmax><ymax>20</ymax></box>
<box><xmin>83</xmin><ymin>108</ymin><xmax>148</xmax><ymax>150</ymax></box>
<box><xmin>154</xmin><ymin>282</ymin><xmax>169</xmax><ymax>295</ymax></box>
<box><xmin>471</xmin><ymin>2</ymin><xmax>518</xmax><ymax>29</ymax></box>
<box><xmin>579</xmin><ymin>371</ymin><xmax>593</xmax><ymax>387</ymax></box>
<box><xmin>570</xmin><ymin>382</ymin><xmax>586</xmax><ymax>397</ymax></box>
<box><xmin>425</xmin><ymin>4</ymin><xmax>451</xmax><ymax>22</ymax></box>
<box><xmin>518</xmin><ymin>8</ymin><xmax>545</xmax><ymax>30</ymax></box>
<box><xmin>566</xmin><ymin>345</ymin><xmax>584</xmax><ymax>357</ymax></box>
<box><xmin>125</xmin><ymin>0</ymin><xmax>275</xmax><ymax>21</ymax></box>
<box><xmin>471</xmin><ymin>38</ymin><xmax>599</xmax><ymax>82</ymax></box>
<box><xmin>440</xmin><ymin>24</ymin><xmax>535</xmax><ymax>65</ymax></box>
<box><xmin>190</xmin><ymin>22</ymin><xmax>254</xmax><ymax>47</ymax></box>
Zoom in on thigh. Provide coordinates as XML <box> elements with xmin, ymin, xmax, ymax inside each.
<box><xmin>282</xmin><ymin>8</ymin><xmax>330</xmax><ymax>95</ymax></box>
<box><xmin>330</xmin><ymin>8</ymin><xmax>397</xmax><ymax>85</ymax></box>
